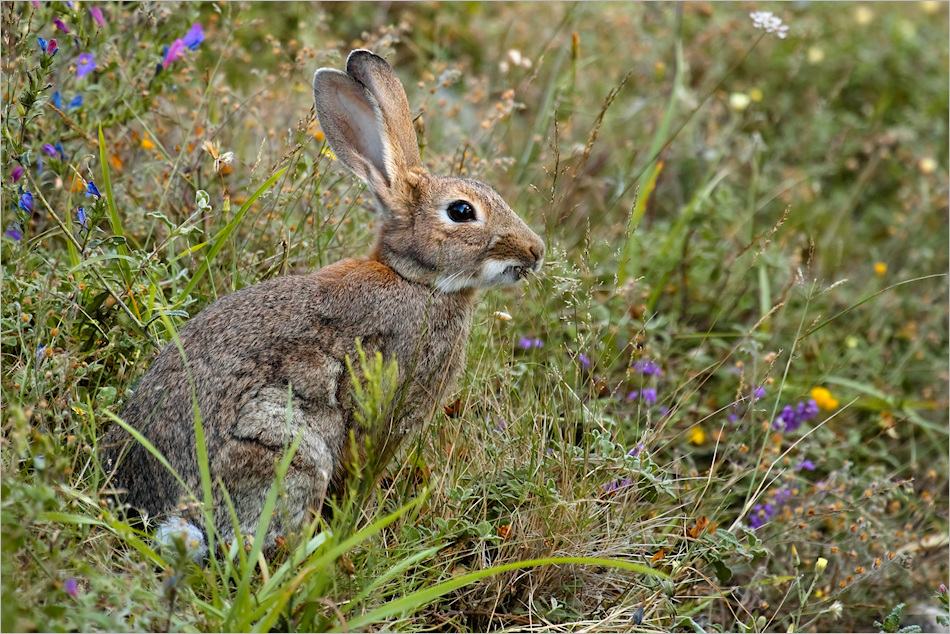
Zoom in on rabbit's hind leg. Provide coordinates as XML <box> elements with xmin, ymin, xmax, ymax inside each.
<box><xmin>212</xmin><ymin>386</ymin><xmax>344</xmax><ymax>549</ymax></box>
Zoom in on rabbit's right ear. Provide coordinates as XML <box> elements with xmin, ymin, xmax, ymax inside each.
<box><xmin>313</xmin><ymin>51</ymin><xmax>423</xmax><ymax>214</ymax></box>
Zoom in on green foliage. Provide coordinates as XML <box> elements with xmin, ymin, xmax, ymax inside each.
<box><xmin>874</xmin><ymin>603</ymin><xmax>923</xmax><ymax>634</ymax></box>
<box><xmin>2</xmin><ymin>2</ymin><xmax>947</xmax><ymax>632</ymax></box>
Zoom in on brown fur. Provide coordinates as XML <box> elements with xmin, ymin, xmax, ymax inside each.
<box><xmin>100</xmin><ymin>50</ymin><xmax>544</xmax><ymax>547</ymax></box>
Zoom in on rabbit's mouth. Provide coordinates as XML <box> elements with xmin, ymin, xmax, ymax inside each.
<box><xmin>481</xmin><ymin>258</ymin><xmax>540</xmax><ymax>287</ymax></box>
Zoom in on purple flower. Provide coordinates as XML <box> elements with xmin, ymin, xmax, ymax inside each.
<box><xmin>603</xmin><ymin>476</ymin><xmax>633</xmax><ymax>494</ymax></box>
<box><xmin>517</xmin><ymin>337</ymin><xmax>543</xmax><ymax>350</ymax></box>
<box><xmin>31</xmin><ymin>0</ymin><xmax>40</xmax><ymax>6</ymax></box>
<box><xmin>47</xmin><ymin>38</ymin><xmax>57</xmax><ymax>55</ymax></box>
<box><xmin>36</xmin><ymin>345</ymin><xmax>46</xmax><ymax>364</ymax></box>
<box><xmin>64</xmin><ymin>578</ymin><xmax>79</xmax><ymax>598</ymax></box>
<box><xmin>727</xmin><ymin>413</ymin><xmax>739</xmax><ymax>423</ymax></box>
<box><xmin>626</xmin><ymin>390</ymin><xmax>639</xmax><ymax>401</ymax></box>
<box><xmin>67</xmin><ymin>94</ymin><xmax>83</xmax><ymax>110</ymax></box>
<box><xmin>18</xmin><ymin>191</ymin><xmax>35</xmax><ymax>214</ymax></box>
<box><xmin>38</xmin><ymin>36</ymin><xmax>48</xmax><ymax>52</ymax></box>
<box><xmin>182</xmin><ymin>23</ymin><xmax>205</xmax><ymax>50</ymax></box>
<box><xmin>4</xmin><ymin>226</ymin><xmax>23</xmax><ymax>241</ymax></box>
<box><xmin>632</xmin><ymin>360</ymin><xmax>662</xmax><ymax>375</ymax></box>
<box><xmin>89</xmin><ymin>6</ymin><xmax>105</xmax><ymax>26</ymax></box>
<box><xmin>76</xmin><ymin>53</ymin><xmax>95</xmax><ymax>78</ymax></box>
<box><xmin>77</xmin><ymin>207</ymin><xmax>87</xmax><ymax>228</ymax></box>
<box><xmin>628</xmin><ymin>443</ymin><xmax>644</xmax><ymax>457</ymax></box>
<box><xmin>85</xmin><ymin>181</ymin><xmax>101</xmax><ymax>198</ymax></box>
<box><xmin>51</xmin><ymin>90</ymin><xmax>62</xmax><ymax>109</ymax></box>
<box><xmin>753</xmin><ymin>386</ymin><xmax>766</xmax><ymax>400</ymax></box>
<box><xmin>641</xmin><ymin>388</ymin><xmax>657</xmax><ymax>404</ymax></box>
<box><xmin>163</xmin><ymin>39</ymin><xmax>186</xmax><ymax>68</ymax></box>
<box><xmin>797</xmin><ymin>459</ymin><xmax>816</xmax><ymax>471</ymax></box>
<box><xmin>773</xmin><ymin>399</ymin><xmax>819</xmax><ymax>433</ymax></box>
<box><xmin>42</xmin><ymin>143</ymin><xmax>57</xmax><ymax>157</ymax></box>
<box><xmin>53</xmin><ymin>17</ymin><xmax>69</xmax><ymax>33</ymax></box>
<box><xmin>749</xmin><ymin>489</ymin><xmax>791</xmax><ymax>529</ymax></box>
<box><xmin>578</xmin><ymin>353</ymin><xmax>591</xmax><ymax>370</ymax></box>
<box><xmin>10</xmin><ymin>165</ymin><xmax>24</xmax><ymax>183</ymax></box>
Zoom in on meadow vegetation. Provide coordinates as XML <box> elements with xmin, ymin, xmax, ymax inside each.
<box><xmin>2</xmin><ymin>2</ymin><xmax>948</xmax><ymax>632</ymax></box>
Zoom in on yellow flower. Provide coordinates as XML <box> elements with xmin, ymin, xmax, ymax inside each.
<box><xmin>749</xmin><ymin>88</ymin><xmax>763</xmax><ymax>102</ymax></box>
<box><xmin>816</xmin><ymin>557</ymin><xmax>828</xmax><ymax>573</ymax></box>
<box><xmin>688</xmin><ymin>426</ymin><xmax>706</xmax><ymax>445</ymax></box>
<box><xmin>810</xmin><ymin>387</ymin><xmax>839</xmax><ymax>410</ymax></box>
<box><xmin>321</xmin><ymin>146</ymin><xmax>337</xmax><ymax>161</ymax></box>
<box><xmin>874</xmin><ymin>261</ymin><xmax>887</xmax><ymax>276</ymax></box>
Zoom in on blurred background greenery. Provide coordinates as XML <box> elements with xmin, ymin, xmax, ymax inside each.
<box><xmin>2</xmin><ymin>2</ymin><xmax>947</xmax><ymax>632</ymax></box>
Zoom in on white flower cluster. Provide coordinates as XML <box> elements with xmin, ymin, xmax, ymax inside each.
<box><xmin>750</xmin><ymin>11</ymin><xmax>790</xmax><ymax>38</ymax></box>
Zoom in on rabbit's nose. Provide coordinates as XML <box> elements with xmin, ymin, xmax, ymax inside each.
<box><xmin>529</xmin><ymin>243</ymin><xmax>545</xmax><ymax>269</ymax></box>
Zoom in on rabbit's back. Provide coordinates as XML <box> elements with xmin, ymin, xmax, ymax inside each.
<box><xmin>103</xmin><ymin>257</ymin><xmax>473</xmax><ymax>540</ymax></box>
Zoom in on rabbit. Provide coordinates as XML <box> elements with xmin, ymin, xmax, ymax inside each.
<box><xmin>100</xmin><ymin>49</ymin><xmax>545</xmax><ymax>551</ymax></box>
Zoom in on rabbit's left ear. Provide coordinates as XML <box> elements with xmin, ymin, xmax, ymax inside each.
<box><xmin>312</xmin><ymin>50</ymin><xmax>422</xmax><ymax>213</ymax></box>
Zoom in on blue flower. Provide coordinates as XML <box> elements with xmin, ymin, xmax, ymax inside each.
<box><xmin>54</xmin><ymin>142</ymin><xmax>66</xmax><ymax>159</ymax></box>
<box><xmin>52</xmin><ymin>90</ymin><xmax>62</xmax><ymax>109</ymax></box>
<box><xmin>76</xmin><ymin>53</ymin><xmax>95</xmax><ymax>78</ymax></box>
<box><xmin>77</xmin><ymin>207</ymin><xmax>87</xmax><ymax>228</ymax></box>
<box><xmin>182</xmin><ymin>23</ymin><xmax>205</xmax><ymax>50</ymax></box>
<box><xmin>38</xmin><ymin>36</ymin><xmax>48</xmax><ymax>52</ymax></box>
<box><xmin>4</xmin><ymin>226</ymin><xmax>23</xmax><ymax>241</ymax></box>
<box><xmin>68</xmin><ymin>94</ymin><xmax>83</xmax><ymax>110</ymax></box>
<box><xmin>37</xmin><ymin>346</ymin><xmax>46</xmax><ymax>364</ymax></box>
<box><xmin>18</xmin><ymin>191</ymin><xmax>34</xmax><ymax>214</ymax></box>
<box><xmin>85</xmin><ymin>181</ymin><xmax>101</xmax><ymax>198</ymax></box>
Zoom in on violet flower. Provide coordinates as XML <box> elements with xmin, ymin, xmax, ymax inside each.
<box><xmin>42</xmin><ymin>143</ymin><xmax>57</xmax><ymax>157</ymax></box>
<box><xmin>632</xmin><ymin>360</ymin><xmax>662</xmax><ymax>375</ymax></box>
<box><xmin>10</xmin><ymin>165</ymin><xmax>24</xmax><ymax>183</ymax></box>
<box><xmin>64</xmin><ymin>578</ymin><xmax>79</xmax><ymax>598</ymax></box>
<box><xmin>89</xmin><ymin>6</ymin><xmax>105</xmax><ymax>26</ymax></box>
<box><xmin>53</xmin><ymin>17</ymin><xmax>69</xmax><ymax>33</ymax></box>
<box><xmin>18</xmin><ymin>191</ymin><xmax>35</xmax><ymax>214</ymax></box>
<box><xmin>182</xmin><ymin>23</ymin><xmax>205</xmax><ymax>50</ymax></box>
<box><xmin>76</xmin><ymin>53</ymin><xmax>95</xmax><ymax>78</ymax></box>
<box><xmin>4</xmin><ymin>226</ymin><xmax>23</xmax><ymax>241</ymax></box>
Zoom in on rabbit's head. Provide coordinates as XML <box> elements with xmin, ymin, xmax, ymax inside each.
<box><xmin>313</xmin><ymin>50</ymin><xmax>544</xmax><ymax>293</ymax></box>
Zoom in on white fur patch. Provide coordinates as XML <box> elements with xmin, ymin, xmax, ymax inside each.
<box><xmin>480</xmin><ymin>259</ymin><xmax>522</xmax><ymax>287</ymax></box>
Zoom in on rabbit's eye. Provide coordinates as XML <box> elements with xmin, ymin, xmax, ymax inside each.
<box><xmin>446</xmin><ymin>200</ymin><xmax>477</xmax><ymax>223</ymax></box>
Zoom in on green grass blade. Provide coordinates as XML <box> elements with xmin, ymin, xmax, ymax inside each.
<box><xmin>340</xmin><ymin>556</ymin><xmax>668</xmax><ymax>631</ymax></box>
<box><xmin>98</xmin><ymin>125</ymin><xmax>131</xmax><ymax>285</ymax></box>
<box><xmin>176</xmin><ymin>167</ymin><xmax>287</xmax><ymax>304</ymax></box>
<box><xmin>250</xmin><ymin>492</ymin><xmax>429</xmax><ymax>632</ymax></box>
<box><xmin>101</xmin><ymin>409</ymin><xmax>196</xmax><ymax>502</ymax></box>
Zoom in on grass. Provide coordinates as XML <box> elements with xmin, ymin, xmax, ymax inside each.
<box><xmin>2</xmin><ymin>2</ymin><xmax>948</xmax><ymax>632</ymax></box>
